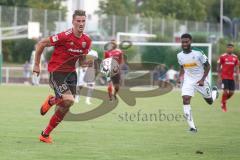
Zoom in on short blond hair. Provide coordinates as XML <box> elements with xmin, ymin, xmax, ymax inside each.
<box><xmin>72</xmin><ymin>10</ymin><xmax>86</xmax><ymax>19</ymax></box>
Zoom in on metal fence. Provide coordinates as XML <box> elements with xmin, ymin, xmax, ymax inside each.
<box><xmin>98</xmin><ymin>15</ymin><xmax>221</xmax><ymax>41</ymax></box>
<box><xmin>0</xmin><ymin>5</ymin><xmax>221</xmax><ymax>41</ymax></box>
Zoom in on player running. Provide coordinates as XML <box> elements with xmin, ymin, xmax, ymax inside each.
<box><xmin>217</xmin><ymin>43</ymin><xmax>239</xmax><ymax>112</ymax></box>
<box><xmin>177</xmin><ymin>33</ymin><xmax>218</xmax><ymax>133</ymax></box>
<box><xmin>104</xmin><ymin>39</ymin><xmax>124</xmax><ymax>101</ymax></box>
<box><xmin>33</xmin><ymin>10</ymin><xmax>91</xmax><ymax>143</ymax></box>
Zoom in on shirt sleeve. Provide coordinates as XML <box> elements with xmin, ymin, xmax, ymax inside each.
<box><xmin>177</xmin><ymin>54</ymin><xmax>183</xmax><ymax>65</ymax></box>
<box><xmin>199</xmin><ymin>51</ymin><xmax>208</xmax><ymax>64</ymax></box>
<box><xmin>83</xmin><ymin>38</ymin><xmax>92</xmax><ymax>55</ymax></box>
<box><xmin>218</xmin><ymin>55</ymin><xmax>223</xmax><ymax>64</ymax></box>
<box><xmin>235</xmin><ymin>57</ymin><xmax>239</xmax><ymax>66</ymax></box>
<box><xmin>104</xmin><ymin>51</ymin><xmax>108</xmax><ymax>59</ymax></box>
<box><xmin>49</xmin><ymin>32</ymin><xmax>66</xmax><ymax>46</ymax></box>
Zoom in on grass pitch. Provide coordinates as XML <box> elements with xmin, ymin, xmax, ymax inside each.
<box><xmin>0</xmin><ymin>85</ymin><xmax>239</xmax><ymax>160</ymax></box>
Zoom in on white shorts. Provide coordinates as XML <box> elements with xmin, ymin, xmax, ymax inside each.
<box><xmin>181</xmin><ymin>80</ymin><xmax>212</xmax><ymax>98</ymax></box>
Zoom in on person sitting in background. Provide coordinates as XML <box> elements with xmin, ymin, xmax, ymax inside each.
<box><xmin>166</xmin><ymin>65</ymin><xmax>178</xmax><ymax>87</ymax></box>
<box><xmin>158</xmin><ymin>64</ymin><xmax>167</xmax><ymax>88</ymax></box>
<box><xmin>152</xmin><ymin>65</ymin><xmax>159</xmax><ymax>86</ymax></box>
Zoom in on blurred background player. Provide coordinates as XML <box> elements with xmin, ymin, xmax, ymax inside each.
<box><xmin>177</xmin><ymin>33</ymin><xmax>218</xmax><ymax>133</ymax></box>
<box><xmin>217</xmin><ymin>44</ymin><xmax>239</xmax><ymax>112</ymax></box>
<box><xmin>104</xmin><ymin>39</ymin><xmax>124</xmax><ymax>101</ymax></box>
<box><xmin>75</xmin><ymin>49</ymin><xmax>99</xmax><ymax>105</ymax></box>
<box><xmin>33</xmin><ymin>10</ymin><xmax>91</xmax><ymax>143</ymax></box>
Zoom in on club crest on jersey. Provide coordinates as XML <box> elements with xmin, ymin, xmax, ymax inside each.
<box><xmin>52</xmin><ymin>35</ymin><xmax>59</xmax><ymax>42</ymax></box>
<box><xmin>82</xmin><ymin>42</ymin><xmax>87</xmax><ymax>48</ymax></box>
<box><xmin>70</xmin><ymin>42</ymin><xmax>74</xmax><ymax>46</ymax></box>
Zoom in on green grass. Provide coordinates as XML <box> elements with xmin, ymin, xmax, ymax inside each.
<box><xmin>0</xmin><ymin>85</ymin><xmax>240</xmax><ymax>160</ymax></box>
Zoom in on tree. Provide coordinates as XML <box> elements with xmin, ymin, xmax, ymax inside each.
<box><xmin>139</xmin><ymin>0</ymin><xmax>207</xmax><ymax>21</ymax></box>
<box><xmin>0</xmin><ymin>0</ymin><xmax>65</xmax><ymax>10</ymax></box>
<box><xmin>206</xmin><ymin>0</ymin><xmax>240</xmax><ymax>22</ymax></box>
<box><xmin>0</xmin><ymin>0</ymin><xmax>66</xmax><ymax>63</ymax></box>
<box><xmin>98</xmin><ymin>0</ymin><xmax>135</xmax><ymax>16</ymax></box>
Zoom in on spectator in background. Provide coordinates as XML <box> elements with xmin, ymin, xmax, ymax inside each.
<box><xmin>23</xmin><ymin>60</ymin><xmax>31</xmax><ymax>84</ymax></box>
<box><xmin>166</xmin><ymin>65</ymin><xmax>178</xmax><ymax>87</ymax></box>
<box><xmin>120</xmin><ymin>55</ymin><xmax>129</xmax><ymax>86</ymax></box>
<box><xmin>158</xmin><ymin>64</ymin><xmax>167</xmax><ymax>88</ymax></box>
<box><xmin>152</xmin><ymin>65</ymin><xmax>160</xmax><ymax>86</ymax></box>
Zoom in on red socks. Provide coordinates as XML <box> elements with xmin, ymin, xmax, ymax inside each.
<box><xmin>43</xmin><ymin>109</ymin><xmax>65</xmax><ymax>136</ymax></box>
<box><xmin>221</xmin><ymin>92</ymin><xmax>228</xmax><ymax>104</ymax></box>
<box><xmin>108</xmin><ymin>84</ymin><xmax>113</xmax><ymax>99</ymax></box>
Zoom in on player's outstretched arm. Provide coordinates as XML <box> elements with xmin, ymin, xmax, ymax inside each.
<box><xmin>33</xmin><ymin>37</ymin><xmax>51</xmax><ymax>75</ymax></box>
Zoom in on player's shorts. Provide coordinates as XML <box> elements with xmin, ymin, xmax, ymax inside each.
<box><xmin>49</xmin><ymin>71</ymin><xmax>77</xmax><ymax>98</ymax></box>
<box><xmin>181</xmin><ymin>80</ymin><xmax>212</xmax><ymax>98</ymax></box>
<box><xmin>111</xmin><ymin>73</ymin><xmax>121</xmax><ymax>85</ymax></box>
<box><xmin>222</xmin><ymin>79</ymin><xmax>235</xmax><ymax>91</ymax></box>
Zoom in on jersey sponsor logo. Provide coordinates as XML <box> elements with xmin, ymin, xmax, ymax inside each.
<box><xmin>82</xmin><ymin>42</ymin><xmax>87</xmax><ymax>48</ymax></box>
<box><xmin>52</xmin><ymin>35</ymin><xmax>59</xmax><ymax>42</ymax></box>
<box><xmin>225</xmin><ymin>61</ymin><xmax>235</xmax><ymax>65</ymax></box>
<box><xmin>183</xmin><ymin>62</ymin><xmax>197</xmax><ymax>68</ymax></box>
<box><xmin>68</xmin><ymin>48</ymin><xmax>83</xmax><ymax>53</ymax></box>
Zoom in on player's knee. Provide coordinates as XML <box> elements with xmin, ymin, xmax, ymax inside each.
<box><xmin>205</xmin><ymin>98</ymin><xmax>213</xmax><ymax>105</ymax></box>
<box><xmin>228</xmin><ymin>92</ymin><xmax>234</xmax><ymax>98</ymax></box>
<box><xmin>115</xmin><ymin>85</ymin><xmax>119</xmax><ymax>91</ymax></box>
<box><xmin>182</xmin><ymin>96</ymin><xmax>191</xmax><ymax>104</ymax></box>
<box><xmin>62</xmin><ymin>95</ymin><xmax>75</xmax><ymax>107</ymax></box>
<box><xmin>207</xmin><ymin>100</ymin><xmax>213</xmax><ymax>105</ymax></box>
<box><xmin>63</xmin><ymin>99</ymin><xmax>74</xmax><ymax>107</ymax></box>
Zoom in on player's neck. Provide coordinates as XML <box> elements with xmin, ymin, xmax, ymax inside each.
<box><xmin>227</xmin><ymin>52</ymin><xmax>232</xmax><ymax>55</ymax></box>
<box><xmin>183</xmin><ymin>48</ymin><xmax>191</xmax><ymax>54</ymax></box>
<box><xmin>73</xmin><ymin>29</ymin><xmax>83</xmax><ymax>38</ymax></box>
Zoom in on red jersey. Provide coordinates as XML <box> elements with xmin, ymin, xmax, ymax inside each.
<box><xmin>218</xmin><ymin>53</ymin><xmax>239</xmax><ymax>80</ymax></box>
<box><xmin>104</xmin><ymin>49</ymin><xmax>123</xmax><ymax>64</ymax></box>
<box><xmin>48</xmin><ymin>29</ymin><xmax>91</xmax><ymax>72</ymax></box>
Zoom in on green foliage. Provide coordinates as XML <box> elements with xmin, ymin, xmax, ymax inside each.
<box><xmin>0</xmin><ymin>1</ymin><xmax>66</xmax><ymax>63</ymax></box>
<box><xmin>140</xmin><ymin>0</ymin><xmax>206</xmax><ymax>21</ymax></box>
<box><xmin>0</xmin><ymin>0</ymin><xmax>66</xmax><ymax>10</ymax></box>
<box><xmin>98</xmin><ymin>0</ymin><xmax>135</xmax><ymax>16</ymax></box>
<box><xmin>191</xmin><ymin>33</ymin><xmax>208</xmax><ymax>43</ymax></box>
<box><xmin>141</xmin><ymin>35</ymin><xmax>178</xmax><ymax>68</ymax></box>
<box><xmin>2</xmin><ymin>39</ymin><xmax>36</xmax><ymax>63</ymax></box>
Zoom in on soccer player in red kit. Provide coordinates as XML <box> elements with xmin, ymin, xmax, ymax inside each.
<box><xmin>33</xmin><ymin>10</ymin><xmax>91</xmax><ymax>143</ymax></box>
<box><xmin>104</xmin><ymin>40</ymin><xmax>124</xmax><ymax>101</ymax></box>
<box><xmin>217</xmin><ymin>43</ymin><xmax>239</xmax><ymax>112</ymax></box>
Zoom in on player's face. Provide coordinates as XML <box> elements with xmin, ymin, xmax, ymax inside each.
<box><xmin>226</xmin><ymin>46</ymin><xmax>234</xmax><ymax>53</ymax></box>
<box><xmin>181</xmin><ymin>38</ymin><xmax>191</xmax><ymax>51</ymax></box>
<box><xmin>72</xmin><ymin>16</ymin><xmax>86</xmax><ymax>34</ymax></box>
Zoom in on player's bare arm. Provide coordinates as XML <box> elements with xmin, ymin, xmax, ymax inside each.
<box><xmin>235</xmin><ymin>64</ymin><xmax>239</xmax><ymax>85</ymax></box>
<box><xmin>33</xmin><ymin>37</ymin><xmax>51</xmax><ymax>75</ymax></box>
<box><xmin>177</xmin><ymin>65</ymin><xmax>184</xmax><ymax>84</ymax></box>
<box><xmin>197</xmin><ymin>61</ymin><xmax>210</xmax><ymax>86</ymax></box>
<box><xmin>217</xmin><ymin>62</ymin><xmax>222</xmax><ymax>83</ymax></box>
